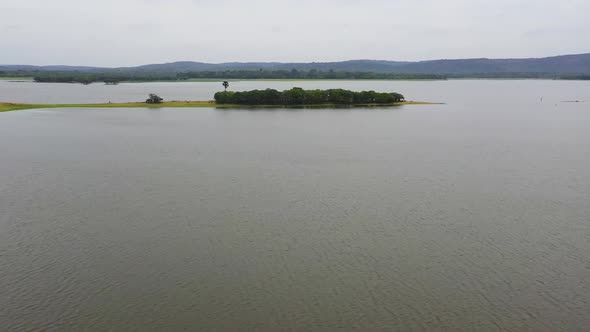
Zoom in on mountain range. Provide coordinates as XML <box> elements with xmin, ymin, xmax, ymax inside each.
<box><xmin>2</xmin><ymin>53</ymin><xmax>590</xmax><ymax>74</ymax></box>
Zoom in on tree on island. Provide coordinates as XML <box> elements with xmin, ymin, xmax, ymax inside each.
<box><xmin>214</xmin><ymin>88</ymin><xmax>405</xmax><ymax>105</ymax></box>
<box><xmin>146</xmin><ymin>93</ymin><xmax>163</xmax><ymax>104</ymax></box>
<box><xmin>222</xmin><ymin>81</ymin><xmax>229</xmax><ymax>91</ymax></box>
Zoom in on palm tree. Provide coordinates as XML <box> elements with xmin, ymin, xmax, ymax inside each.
<box><xmin>222</xmin><ymin>81</ymin><xmax>229</xmax><ymax>92</ymax></box>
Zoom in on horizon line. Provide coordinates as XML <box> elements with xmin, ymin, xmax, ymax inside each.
<box><xmin>1</xmin><ymin>52</ymin><xmax>589</xmax><ymax>68</ymax></box>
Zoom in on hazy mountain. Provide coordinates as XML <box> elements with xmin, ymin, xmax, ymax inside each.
<box><xmin>0</xmin><ymin>65</ymin><xmax>100</xmax><ymax>71</ymax></box>
<box><xmin>2</xmin><ymin>53</ymin><xmax>589</xmax><ymax>74</ymax></box>
<box><xmin>392</xmin><ymin>54</ymin><xmax>590</xmax><ymax>74</ymax></box>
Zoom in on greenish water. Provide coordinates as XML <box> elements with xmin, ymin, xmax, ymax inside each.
<box><xmin>1</xmin><ymin>80</ymin><xmax>589</xmax><ymax>331</ymax></box>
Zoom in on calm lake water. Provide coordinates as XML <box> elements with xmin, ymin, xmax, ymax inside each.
<box><xmin>1</xmin><ymin>80</ymin><xmax>589</xmax><ymax>331</ymax></box>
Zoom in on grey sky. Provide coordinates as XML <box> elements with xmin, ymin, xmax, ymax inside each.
<box><xmin>1</xmin><ymin>0</ymin><xmax>589</xmax><ymax>66</ymax></box>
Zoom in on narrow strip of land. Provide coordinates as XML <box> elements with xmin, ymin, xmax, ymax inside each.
<box><xmin>0</xmin><ymin>101</ymin><xmax>439</xmax><ymax>113</ymax></box>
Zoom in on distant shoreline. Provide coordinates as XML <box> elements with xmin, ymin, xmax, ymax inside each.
<box><xmin>3</xmin><ymin>77</ymin><xmax>590</xmax><ymax>84</ymax></box>
<box><xmin>0</xmin><ymin>101</ymin><xmax>440</xmax><ymax>113</ymax></box>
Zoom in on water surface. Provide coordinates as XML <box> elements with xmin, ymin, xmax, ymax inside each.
<box><xmin>1</xmin><ymin>80</ymin><xmax>589</xmax><ymax>331</ymax></box>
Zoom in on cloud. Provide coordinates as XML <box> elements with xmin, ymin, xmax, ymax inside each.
<box><xmin>1</xmin><ymin>0</ymin><xmax>589</xmax><ymax>66</ymax></box>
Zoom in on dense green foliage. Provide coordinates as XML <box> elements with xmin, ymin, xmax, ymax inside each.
<box><xmin>146</xmin><ymin>94</ymin><xmax>163</xmax><ymax>104</ymax></box>
<box><xmin>3</xmin><ymin>68</ymin><xmax>588</xmax><ymax>84</ymax></box>
<box><xmin>558</xmin><ymin>74</ymin><xmax>590</xmax><ymax>80</ymax></box>
<box><xmin>22</xmin><ymin>70</ymin><xmax>446</xmax><ymax>83</ymax></box>
<box><xmin>32</xmin><ymin>71</ymin><xmax>163</xmax><ymax>84</ymax></box>
<box><xmin>177</xmin><ymin>70</ymin><xmax>446</xmax><ymax>80</ymax></box>
<box><xmin>214</xmin><ymin>88</ymin><xmax>405</xmax><ymax>105</ymax></box>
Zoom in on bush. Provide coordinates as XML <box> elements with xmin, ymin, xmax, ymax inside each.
<box><xmin>146</xmin><ymin>93</ymin><xmax>163</xmax><ymax>104</ymax></box>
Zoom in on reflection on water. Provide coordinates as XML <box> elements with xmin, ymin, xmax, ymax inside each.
<box><xmin>1</xmin><ymin>80</ymin><xmax>589</xmax><ymax>331</ymax></box>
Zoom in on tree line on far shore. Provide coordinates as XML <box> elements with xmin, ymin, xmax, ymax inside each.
<box><xmin>214</xmin><ymin>88</ymin><xmax>405</xmax><ymax>105</ymax></box>
<box><xmin>25</xmin><ymin>70</ymin><xmax>446</xmax><ymax>84</ymax></box>
<box><xmin>2</xmin><ymin>69</ymin><xmax>589</xmax><ymax>84</ymax></box>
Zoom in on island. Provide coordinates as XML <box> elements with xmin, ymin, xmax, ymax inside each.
<box><xmin>214</xmin><ymin>88</ymin><xmax>405</xmax><ymax>105</ymax></box>
<box><xmin>0</xmin><ymin>88</ymin><xmax>439</xmax><ymax>112</ymax></box>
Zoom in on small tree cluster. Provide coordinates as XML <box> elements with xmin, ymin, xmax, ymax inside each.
<box><xmin>214</xmin><ymin>88</ymin><xmax>404</xmax><ymax>105</ymax></box>
<box><xmin>146</xmin><ymin>93</ymin><xmax>163</xmax><ymax>104</ymax></box>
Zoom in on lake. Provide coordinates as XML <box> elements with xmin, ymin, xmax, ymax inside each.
<box><xmin>1</xmin><ymin>80</ymin><xmax>589</xmax><ymax>331</ymax></box>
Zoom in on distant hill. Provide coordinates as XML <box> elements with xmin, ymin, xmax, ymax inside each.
<box><xmin>2</xmin><ymin>53</ymin><xmax>589</xmax><ymax>75</ymax></box>
<box><xmin>390</xmin><ymin>54</ymin><xmax>590</xmax><ymax>74</ymax></box>
<box><xmin>108</xmin><ymin>60</ymin><xmax>413</xmax><ymax>73</ymax></box>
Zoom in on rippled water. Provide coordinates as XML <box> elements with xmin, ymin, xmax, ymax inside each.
<box><xmin>1</xmin><ymin>80</ymin><xmax>589</xmax><ymax>331</ymax></box>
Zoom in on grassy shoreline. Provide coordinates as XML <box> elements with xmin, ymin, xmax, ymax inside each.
<box><xmin>0</xmin><ymin>101</ymin><xmax>439</xmax><ymax>113</ymax></box>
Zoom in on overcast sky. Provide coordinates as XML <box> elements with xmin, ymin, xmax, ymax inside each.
<box><xmin>1</xmin><ymin>0</ymin><xmax>589</xmax><ymax>66</ymax></box>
